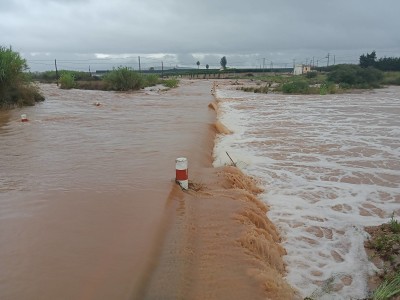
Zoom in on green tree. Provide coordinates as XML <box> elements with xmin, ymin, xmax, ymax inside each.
<box><xmin>359</xmin><ymin>51</ymin><xmax>377</xmax><ymax>68</ymax></box>
<box><xmin>220</xmin><ymin>56</ymin><xmax>227</xmax><ymax>69</ymax></box>
<box><xmin>0</xmin><ymin>46</ymin><xmax>27</xmax><ymax>89</ymax></box>
<box><xmin>196</xmin><ymin>61</ymin><xmax>200</xmax><ymax>69</ymax></box>
<box><xmin>375</xmin><ymin>56</ymin><xmax>400</xmax><ymax>71</ymax></box>
<box><xmin>0</xmin><ymin>46</ymin><xmax>44</xmax><ymax>107</ymax></box>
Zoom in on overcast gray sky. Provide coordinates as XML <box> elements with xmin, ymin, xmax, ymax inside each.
<box><xmin>1</xmin><ymin>0</ymin><xmax>399</xmax><ymax>71</ymax></box>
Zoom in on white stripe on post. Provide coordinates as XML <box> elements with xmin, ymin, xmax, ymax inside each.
<box><xmin>175</xmin><ymin>157</ymin><xmax>188</xmax><ymax>190</ymax></box>
<box><xmin>21</xmin><ymin>114</ymin><xmax>28</xmax><ymax>122</ymax></box>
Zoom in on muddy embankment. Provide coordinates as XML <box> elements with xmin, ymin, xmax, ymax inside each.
<box><xmin>138</xmin><ymin>81</ymin><xmax>297</xmax><ymax>300</ymax></box>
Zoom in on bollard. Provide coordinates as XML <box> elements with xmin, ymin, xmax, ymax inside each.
<box><xmin>21</xmin><ymin>114</ymin><xmax>28</xmax><ymax>122</ymax></box>
<box><xmin>175</xmin><ymin>157</ymin><xmax>188</xmax><ymax>190</ymax></box>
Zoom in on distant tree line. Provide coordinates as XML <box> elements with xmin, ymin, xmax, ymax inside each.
<box><xmin>360</xmin><ymin>51</ymin><xmax>400</xmax><ymax>71</ymax></box>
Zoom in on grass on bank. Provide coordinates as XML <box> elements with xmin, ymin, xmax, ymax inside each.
<box><xmin>365</xmin><ymin>213</ymin><xmax>400</xmax><ymax>300</ymax></box>
<box><xmin>0</xmin><ymin>46</ymin><xmax>44</xmax><ymax>108</ymax></box>
<box><xmin>372</xmin><ymin>272</ymin><xmax>400</xmax><ymax>300</ymax></box>
<box><xmin>382</xmin><ymin>72</ymin><xmax>400</xmax><ymax>86</ymax></box>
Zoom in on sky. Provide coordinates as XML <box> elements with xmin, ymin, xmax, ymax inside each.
<box><xmin>1</xmin><ymin>0</ymin><xmax>400</xmax><ymax>72</ymax></box>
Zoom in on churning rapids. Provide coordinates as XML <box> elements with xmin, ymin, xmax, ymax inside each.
<box><xmin>1</xmin><ymin>80</ymin><xmax>399</xmax><ymax>300</ymax></box>
<box><xmin>214</xmin><ymin>83</ymin><xmax>400</xmax><ymax>299</ymax></box>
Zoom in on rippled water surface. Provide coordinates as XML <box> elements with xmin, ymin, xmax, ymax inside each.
<box><xmin>214</xmin><ymin>85</ymin><xmax>400</xmax><ymax>299</ymax></box>
<box><xmin>0</xmin><ymin>81</ymin><xmax>214</xmax><ymax>300</ymax></box>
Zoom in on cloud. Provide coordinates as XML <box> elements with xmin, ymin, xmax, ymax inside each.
<box><xmin>1</xmin><ymin>0</ymin><xmax>399</xmax><ymax>71</ymax></box>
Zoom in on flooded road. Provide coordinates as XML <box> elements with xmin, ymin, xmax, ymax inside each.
<box><xmin>0</xmin><ymin>81</ymin><xmax>215</xmax><ymax>300</ymax></box>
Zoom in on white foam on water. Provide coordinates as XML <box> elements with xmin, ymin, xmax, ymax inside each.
<box><xmin>214</xmin><ymin>86</ymin><xmax>400</xmax><ymax>299</ymax></box>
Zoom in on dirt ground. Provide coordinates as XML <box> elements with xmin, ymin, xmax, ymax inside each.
<box><xmin>364</xmin><ymin>222</ymin><xmax>400</xmax><ymax>298</ymax></box>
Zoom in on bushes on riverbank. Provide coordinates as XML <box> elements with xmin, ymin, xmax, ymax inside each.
<box><xmin>327</xmin><ymin>64</ymin><xmax>383</xmax><ymax>88</ymax></box>
<box><xmin>103</xmin><ymin>67</ymin><xmax>143</xmax><ymax>91</ymax></box>
<box><xmin>365</xmin><ymin>213</ymin><xmax>400</xmax><ymax>299</ymax></box>
<box><xmin>382</xmin><ymin>72</ymin><xmax>400</xmax><ymax>86</ymax></box>
<box><xmin>33</xmin><ymin>67</ymin><xmax>179</xmax><ymax>91</ymax></box>
<box><xmin>281</xmin><ymin>80</ymin><xmax>312</xmax><ymax>94</ymax></box>
<box><xmin>59</xmin><ymin>72</ymin><xmax>76</xmax><ymax>89</ymax></box>
<box><xmin>235</xmin><ymin>64</ymin><xmax>396</xmax><ymax>95</ymax></box>
<box><xmin>102</xmin><ymin>67</ymin><xmax>179</xmax><ymax>91</ymax></box>
<box><xmin>0</xmin><ymin>46</ymin><xmax>44</xmax><ymax>108</ymax></box>
<box><xmin>163</xmin><ymin>78</ymin><xmax>179</xmax><ymax>88</ymax></box>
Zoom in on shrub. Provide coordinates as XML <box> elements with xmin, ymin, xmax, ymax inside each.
<box><xmin>306</xmin><ymin>71</ymin><xmax>318</xmax><ymax>79</ymax></box>
<box><xmin>338</xmin><ymin>82</ymin><xmax>352</xmax><ymax>89</ymax></box>
<box><xmin>238</xmin><ymin>85</ymin><xmax>268</xmax><ymax>93</ymax></box>
<box><xmin>163</xmin><ymin>78</ymin><xmax>179</xmax><ymax>88</ymax></box>
<box><xmin>0</xmin><ymin>46</ymin><xmax>45</xmax><ymax>107</ymax></box>
<box><xmin>30</xmin><ymin>71</ymin><xmax>58</xmax><ymax>82</ymax></box>
<box><xmin>282</xmin><ymin>80</ymin><xmax>310</xmax><ymax>94</ymax></box>
<box><xmin>103</xmin><ymin>67</ymin><xmax>143</xmax><ymax>91</ymax></box>
<box><xmin>327</xmin><ymin>64</ymin><xmax>383</xmax><ymax>88</ymax></box>
<box><xmin>319</xmin><ymin>82</ymin><xmax>337</xmax><ymax>95</ymax></box>
<box><xmin>143</xmin><ymin>74</ymin><xmax>160</xmax><ymax>87</ymax></box>
<box><xmin>75</xmin><ymin>80</ymin><xmax>109</xmax><ymax>90</ymax></box>
<box><xmin>327</xmin><ymin>64</ymin><xmax>358</xmax><ymax>85</ymax></box>
<box><xmin>389</xmin><ymin>212</ymin><xmax>400</xmax><ymax>233</ymax></box>
<box><xmin>59</xmin><ymin>72</ymin><xmax>76</xmax><ymax>89</ymax></box>
<box><xmin>382</xmin><ymin>72</ymin><xmax>400</xmax><ymax>86</ymax></box>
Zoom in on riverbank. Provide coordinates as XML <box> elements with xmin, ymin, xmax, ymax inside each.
<box><xmin>364</xmin><ymin>217</ymin><xmax>400</xmax><ymax>299</ymax></box>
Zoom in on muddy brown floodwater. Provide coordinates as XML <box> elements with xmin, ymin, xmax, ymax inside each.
<box><xmin>0</xmin><ymin>80</ymin><xmax>293</xmax><ymax>300</ymax></box>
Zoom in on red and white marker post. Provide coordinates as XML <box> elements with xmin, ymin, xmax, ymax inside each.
<box><xmin>21</xmin><ymin>114</ymin><xmax>28</xmax><ymax>122</ymax></box>
<box><xmin>175</xmin><ymin>157</ymin><xmax>188</xmax><ymax>190</ymax></box>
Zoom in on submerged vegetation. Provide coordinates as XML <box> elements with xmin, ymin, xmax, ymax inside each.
<box><xmin>162</xmin><ymin>78</ymin><xmax>179</xmax><ymax>88</ymax></box>
<box><xmin>0</xmin><ymin>46</ymin><xmax>44</xmax><ymax>108</ymax></box>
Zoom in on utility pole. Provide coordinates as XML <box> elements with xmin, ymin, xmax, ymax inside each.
<box><xmin>333</xmin><ymin>55</ymin><xmax>336</xmax><ymax>65</ymax></box>
<box><xmin>293</xmin><ymin>59</ymin><xmax>296</xmax><ymax>68</ymax></box>
<box><xmin>327</xmin><ymin>53</ymin><xmax>330</xmax><ymax>67</ymax></box>
<box><xmin>161</xmin><ymin>61</ymin><xmax>164</xmax><ymax>78</ymax></box>
<box><xmin>138</xmin><ymin>56</ymin><xmax>141</xmax><ymax>73</ymax></box>
<box><xmin>262</xmin><ymin>58</ymin><xmax>266</xmax><ymax>74</ymax></box>
<box><xmin>54</xmin><ymin>59</ymin><xmax>59</xmax><ymax>86</ymax></box>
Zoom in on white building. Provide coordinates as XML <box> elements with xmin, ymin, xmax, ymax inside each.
<box><xmin>293</xmin><ymin>64</ymin><xmax>312</xmax><ymax>75</ymax></box>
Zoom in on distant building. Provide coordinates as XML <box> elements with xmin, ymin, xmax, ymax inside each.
<box><xmin>293</xmin><ymin>64</ymin><xmax>311</xmax><ymax>75</ymax></box>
